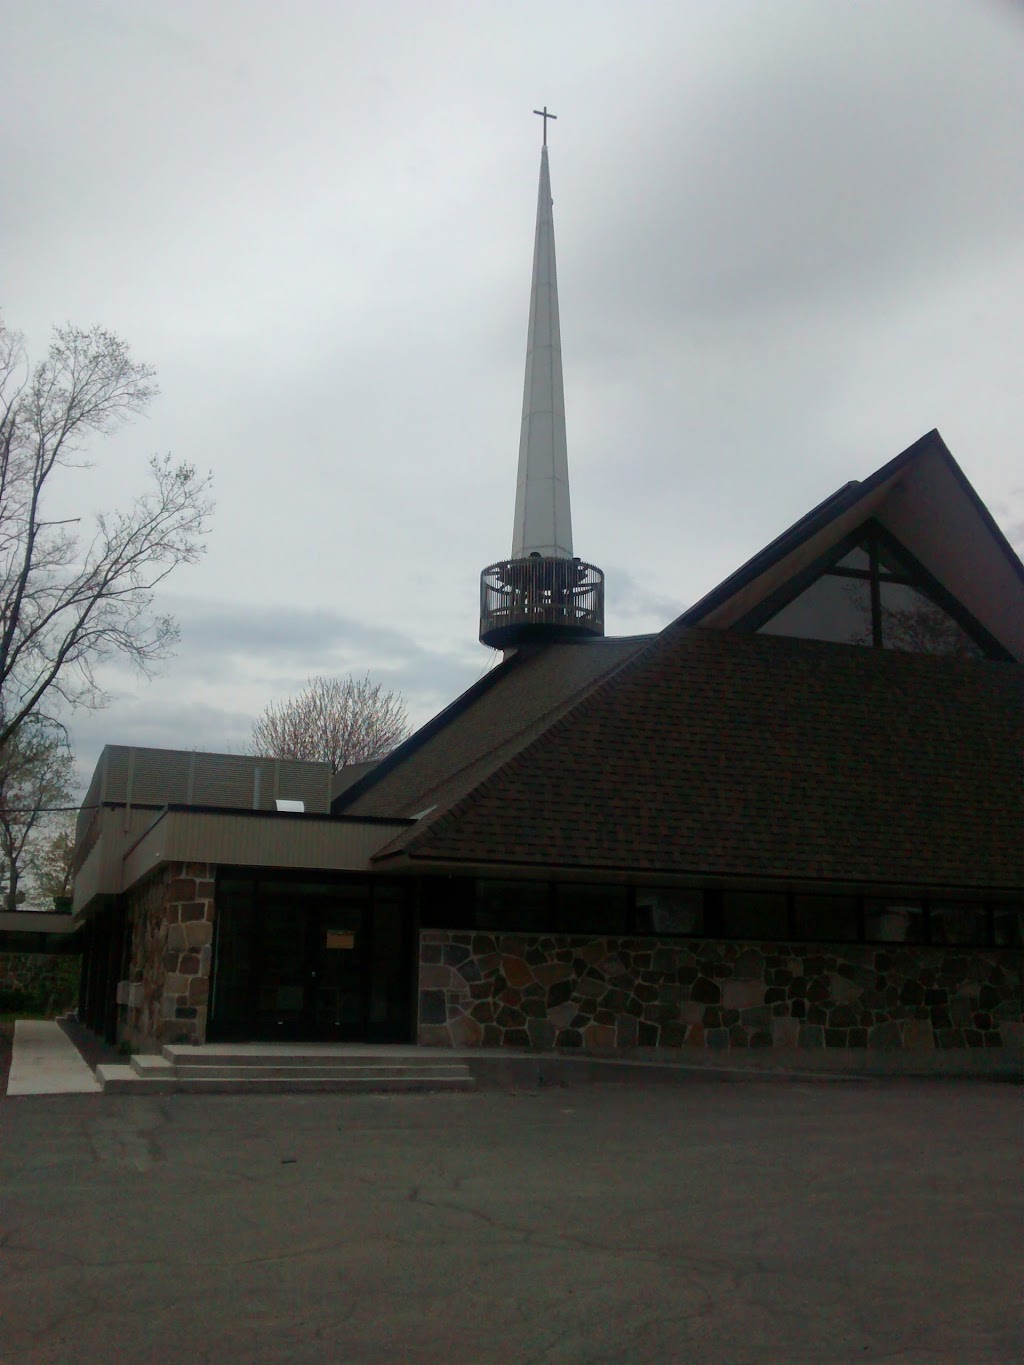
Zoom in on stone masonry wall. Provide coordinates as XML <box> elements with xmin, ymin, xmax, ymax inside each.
<box><xmin>418</xmin><ymin>931</ymin><xmax>1023</xmax><ymax>1057</ymax></box>
<box><xmin>121</xmin><ymin>862</ymin><xmax>215</xmax><ymax>1049</ymax></box>
<box><xmin>0</xmin><ymin>953</ymin><xmax>80</xmax><ymax>1015</ymax></box>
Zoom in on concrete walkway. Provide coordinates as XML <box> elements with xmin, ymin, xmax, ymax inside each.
<box><xmin>6</xmin><ymin>1020</ymin><xmax>101</xmax><ymax>1096</ymax></box>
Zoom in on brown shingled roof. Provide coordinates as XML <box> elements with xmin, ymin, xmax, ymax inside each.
<box><xmin>338</xmin><ymin>634</ymin><xmax>651</xmax><ymax>822</ymax></box>
<box><xmin>386</xmin><ymin>629</ymin><xmax>1024</xmax><ymax>890</ymax></box>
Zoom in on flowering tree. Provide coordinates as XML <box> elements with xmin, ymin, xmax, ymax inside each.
<box><xmin>249</xmin><ymin>674</ymin><xmax>409</xmax><ymax>772</ymax></box>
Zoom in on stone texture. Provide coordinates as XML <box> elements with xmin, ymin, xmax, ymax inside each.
<box><xmin>902</xmin><ymin>1019</ymin><xmax>935</xmax><ymax>1050</ymax></box>
<box><xmin>121</xmin><ymin>862</ymin><xmax>215</xmax><ymax>1050</ymax></box>
<box><xmin>448</xmin><ymin>1012</ymin><xmax>483</xmax><ymax>1046</ymax></box>
<box><xmin>0</xmin><ymin>953</ymin><xmax>79</xmax><ymax>1014</ymax></box>
<box><xmin>723</xmin><ymin>980</ymin><xmax>765</xmax><ymax>1010</ymax></box>
<box><xmin>417</xmin><ymin>930</ymin><xmax>1022</xmax><ymax>1057</ymax></box>
<box><xmin>183</xmin><ymin>921</ymin><xmax>212</xmax><ymax>949</ymax></box>
<box><xmin>772</xmin><ymin>1017</ymin><xmax>801</xmax><ymax>1048</ymax></box>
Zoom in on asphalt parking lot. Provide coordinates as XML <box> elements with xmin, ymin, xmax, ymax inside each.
<box><xmin>1</xmin><ymin>1080</ymin><xmax>1020</xmax><ymax>1363</ymax></box>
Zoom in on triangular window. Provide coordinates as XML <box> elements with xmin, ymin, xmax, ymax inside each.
<box><xmin>750</xmin><ymin>523</ymin><xmax>997</xmax><ymax>658</ymax></box>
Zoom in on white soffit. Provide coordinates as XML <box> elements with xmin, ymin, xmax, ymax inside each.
<box><xmin>875</xmin><ymin>446</ymin><xmax>1024</xmax><ymax>661</ymax></box>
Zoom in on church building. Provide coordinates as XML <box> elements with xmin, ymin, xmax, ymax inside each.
<box><xmin>68</xmin><ymin>126</ymin><xmax>1023</xmax><ymax>1072</ymax></box>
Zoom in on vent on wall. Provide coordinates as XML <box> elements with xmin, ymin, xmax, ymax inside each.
<box><xmin>275</xmin><ymin>799</ymin><xmax>305</xmax><ymax>813</ymax></box>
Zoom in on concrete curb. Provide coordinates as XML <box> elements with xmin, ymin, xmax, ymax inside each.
<box><xmin>461</xmin><ymin>1047</ymin><xmax>1023</xmax><ymax>1089</ymax></box>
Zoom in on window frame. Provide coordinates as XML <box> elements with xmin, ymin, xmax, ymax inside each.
<box><xmin>738</xmin><ymin>520</ymin><xmax>1010</xmax><ymax>660</ymax></box>
<box><xmin>464</xmin><ymin>878</ymin><xmax>1017</xmax><ymax>948</ymax></box>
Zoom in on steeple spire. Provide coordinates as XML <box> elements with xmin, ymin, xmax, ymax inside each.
<box><xmin>479</xmin><ymin>114</ymin><xmax>604</xmax><ymax>652</ymax></box>
<box><xmin>511</xmin><ymin>135</ymin><xmax>572</xmax><ymax>559</ymax></box>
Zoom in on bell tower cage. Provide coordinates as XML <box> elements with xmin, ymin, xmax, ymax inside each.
<box><xmin>479</xmin><ymin>555</ymin><xmax>605</xmax><ymax>649</ymax></box>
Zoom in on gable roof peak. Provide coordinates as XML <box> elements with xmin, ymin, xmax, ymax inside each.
<box><xmin>678</xmin><ymin>430</ymin><xmax>1024</xmax><ymax>661</ymax></box>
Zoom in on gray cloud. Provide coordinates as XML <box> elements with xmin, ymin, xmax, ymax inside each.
<box><xmin>1</xmin><ymin>1</ymin><xmax>1020</xmax><ymax>785</ymax></box>
<box><xmin>67</xmin><ymin>594</ymin><xmax>488</xmax><ymax>787</ymax></box>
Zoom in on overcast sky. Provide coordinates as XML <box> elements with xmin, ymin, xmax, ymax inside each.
<box><xmin>3</xmin><ymin>0</ymin><xmax>1023</xmax><ymax>787</ymax></box>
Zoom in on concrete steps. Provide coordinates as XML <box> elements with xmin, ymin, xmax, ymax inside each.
<box><xmin>95</xmin><ymin>1046</ymin><xmax>476</xmax><ymax>1096</ymax></box>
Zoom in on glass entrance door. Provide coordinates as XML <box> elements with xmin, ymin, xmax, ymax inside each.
<box><xmin>313</xmin><ymin>886</ymin><xmax>369</xmax><ymax>1039</ymax></box>
<box><xmin>209</xmin><ymin>873</ymin><xmax>412</xmax><ymax>1042</ymax></box>
<box><xmin>256</xmin><ymin>882</ymin><xmax>318</xmax><ymax>1038</ymax></box>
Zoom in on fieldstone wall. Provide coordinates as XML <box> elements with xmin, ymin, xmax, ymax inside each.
<box><xmin>120</xmin><ymin>862</ymin><xmax>215</xmax><ymax>1049</ymax></box>
<box><xmin>418</xmin><ymin>932</ymin><xmax>1023</xmax><ymax>1057</ymax></box>
<box><xmin>0</xmin><ymin>953</ymin><xmax>80</xmax><ymax>1015</ymax></box>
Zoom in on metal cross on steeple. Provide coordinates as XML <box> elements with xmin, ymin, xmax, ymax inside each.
<box><xmin>533</xmin><ymin>106</ymin><xmax>557</xmax><ymax>146</ymax></box>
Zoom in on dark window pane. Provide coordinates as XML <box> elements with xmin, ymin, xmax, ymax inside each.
<box><xmin>211</xmin><ymin>878</ymin><xmax>255</xmax><ymax>1026</ymax></box>
<box><xmin>476</xmin><ymin>880</ymin><xmax>549</xmax><ymax>932</ymax></box>
<box><xmin>929</xmin><ymin>901</ymin><xmax>988</xmax><ymax>945</ymax></box>
<box><xmin>864</xmin><ymin>899</ymin><xmax>924</xmax><ymax>943</ymax></box>
<box><xmin>759</xmin><ymin>575</ymin><xmax>872</xmax><ymax>646</ymax></box>
<box><xmin>834</xmin><ymin>546</ymin><xmax>871</xmax><ymax>570</ymax></box>
<box><xmin>420</xmin><ymin>877</ymin><xmax>474</xmax><ymax>928</ymax></box>
<box><xmin>993</xmin><ymin>908</ymin><xmax>1023</xmax><ymax>947</ymax></box>
<box><xmin>368</xmin><ymin>899</ymin><xmax>408</xmax><ymax>1028</ymax></box>
<box><xmin>721</xmin><ymin>892</ymin><xmax>788</xmax><ymax>939</ymax></box>
<box><xmin>257</xmin><ymin>886</ymin><xmax>314</xmax><ymax>1022</ymax></box>
<box><xmin>878</xmin><ymin>582</ymin><xmax>984</xmax><ymax>658</ymax></box>
<box><xmin>217</xmin><ymin>877</ymin><xmax>255</xmax><ymax>897</ymax></box>
<box><xmin>553</xmin><ymin>884</ymin><xmax>629</xmax><ymax>935</ymax></box>
<box><xmin>372</xmin><ymin>882</ymin><xmax>406</xmax><ymax>911</ymax></box>
<box><xmin>875</xmin><ymin>541</ymin><xmax>914</xmax><ymax>577</ymax></box>
<box><xmin>792</xmin><ymin>895</ymin><xmax>859</xmax><ymax>942</ymax></box>
<box><xmin>636</xmin><ymin>888</ymin><xmax>703</xmax><ymax>936</ymax></box>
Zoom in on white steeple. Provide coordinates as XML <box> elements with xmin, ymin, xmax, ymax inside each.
<box><xmin>478</xmin><ymin>110</ymin><xmax>604</xmax><ymax>652</ymax></box>
<box><xmin>511</xmin><ymin>138</ymin><xmax>573</xmax><ymax>559</ymax></box>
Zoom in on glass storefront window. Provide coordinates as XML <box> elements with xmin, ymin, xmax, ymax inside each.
<box><xmin>929</xmin><ymin>901</ymin><xmax>988</xmax><ymax>945</ymax></box>
<box><xmin>993</xmin><ymin>907</ymin><xmax>1023</xmax><ymax>947</ymax></box>
<box><xmin>635</xmin><ymin>888</ymin><xmax>703</xmax><ymax>935</ymax></box>
<box><xmin>864</xmin><ymin>899</ymin><xmax>924</xmax><ymax>943</ymax></box>
<box><xmin>209</xmin><ymin>878</ymin><xmax>255</xmax><ymax>1027</ymax></box>
<box><xmin>475</xmin><ymin>880</ymin><xmax>549</xmax><ymax>932</ymax></box>
<box><xmin>721</xmin><ymin>892</ymin><xmax>789</xmax><ymax>939</ymax></box>
<box><xmin>209</xmin><ymin>872</ymin><xmax>411</xmax><ymax>1042</ymax></box>
<box><xmin>553</xmin><ymin>884</ymin><xmax>629</xmax><ymax>935</ymax></box>
<box><xmin>420</xmin><ymin>876</ymin><xmax>474</xmax><ymax>928</ymax></box>
<box><xmin>791</xmin><ymin>895</ymin><xmax>859</xmax><ymax>942</ymax></box>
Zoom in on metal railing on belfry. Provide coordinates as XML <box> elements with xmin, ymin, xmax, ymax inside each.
<box><xmin>480</xmin><ymin>555</ymin><xmax>605</xmax><ymax>648</ymax></box>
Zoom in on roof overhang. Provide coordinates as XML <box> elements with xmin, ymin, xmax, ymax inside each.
<box><xmin>73</xmin><ymin>804</ymin><xmax>413</xmax><ymax>916</ymax></box>
<box><xmin>370</xmin><ymin>849</ymin><xmax>1023</xmax><ymax>900</ymax></box>
<box><xmin>0</xmin><ymin>911</ymin><xmax>80</xmax><ymax>935</ymax></box>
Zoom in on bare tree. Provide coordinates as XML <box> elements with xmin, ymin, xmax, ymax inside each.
<box><xmin>0</xmin><ymin>719</ymin><xmax>75</xmax><ymax>911</ymax></box>
<box><xmin>27</xmin><ymin>810</ymin><xmax>77</xmax><ymax>910</ymax></box>
<box><xmin>248</xmin><ymin>674</ymin><xmax>410</xmax><ymax>772</ymax></box>
<box><xmin>0</xmin><ymin>314</ymin><xmax>213</xmax><ymax>748</ymax></box>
